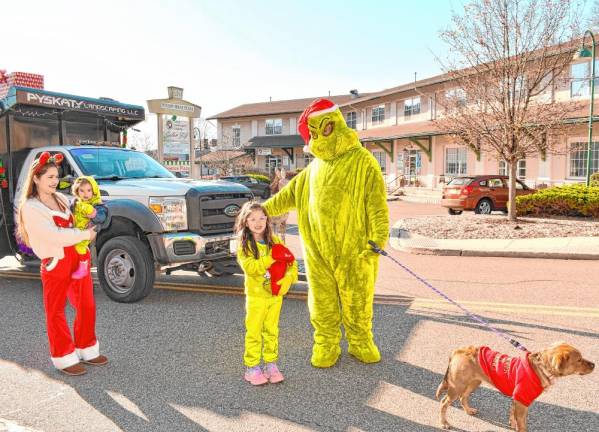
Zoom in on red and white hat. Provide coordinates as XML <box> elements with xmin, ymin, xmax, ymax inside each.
<box><xmin>298</xmin><ymin>98</ymin><xmax>339</xmax><ymax>144</ymax></box>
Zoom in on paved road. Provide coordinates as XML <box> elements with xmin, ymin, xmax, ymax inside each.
<box><xmin>1</xmin><ymin>200</ymin><xmax>597</xmax><ymax>431</ymax></box>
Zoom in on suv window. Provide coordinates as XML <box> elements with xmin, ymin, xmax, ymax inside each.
<box><xmin>447</xmin><ymin>177</ymin><xmax>474</xmax><ymax>186</ymax></box>
<box><xmin>488</xmin><ymin>178</ymin><xmax>505</xmax><ymax>188</ymax></box>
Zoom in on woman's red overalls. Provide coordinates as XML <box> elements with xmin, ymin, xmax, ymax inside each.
<box><xmin>40</xmin><ymin>211</ymin><xmax>98</xmax><ymax>369</ymax></box>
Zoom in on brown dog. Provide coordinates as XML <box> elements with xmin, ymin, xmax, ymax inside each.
<box><xmin>436</xmin><ymin>343</ymin><xmax>594</xmax><ymax>431</ymax></box>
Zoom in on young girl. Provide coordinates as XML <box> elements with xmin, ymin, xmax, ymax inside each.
<box><xmin>18</xmin><ymin>152</ymin><xmax>107</xmax><ymax>376</ymax></box>
<box><xmin>235</xmin><ymin>201</ymin><xmax>298</xmax><ymax>385</ymax></box>
<box><xmin>71</xmin><ymin>176</ymin><xmax>108</xmax><ymax>279</ymax></box>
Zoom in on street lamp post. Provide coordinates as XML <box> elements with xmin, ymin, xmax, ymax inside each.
<box><xmin>574</xmin><ymin>30</ymin><xmax>596</xmax><ymax>187</ymax></box>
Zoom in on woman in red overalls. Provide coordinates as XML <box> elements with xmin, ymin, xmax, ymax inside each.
<box><xmin>18</xmin><ymin>152</ymin><xmax>108</xmax><ymax>376</ymax></box>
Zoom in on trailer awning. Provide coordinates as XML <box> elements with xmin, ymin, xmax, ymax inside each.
<box><xmin>0</xmin><ymin>86</ymin><xmax>145</xmax><ymax>122</ymax></box>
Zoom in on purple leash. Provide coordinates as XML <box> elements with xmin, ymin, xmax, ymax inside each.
<box><xmin>368</xmin><ymin>240</ymin><xmax>529</xmax><ymax>353</ymax></box>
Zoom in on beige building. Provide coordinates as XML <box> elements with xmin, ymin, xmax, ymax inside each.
<box><xmin>207</xmin><ymin>94</ymin><xmax>366</xmax><ymax>175</ymax></box>
<box><xmin>209</xmin><ymin>58</ymin><xmax>597</xmax><ymax>187</ymax></box>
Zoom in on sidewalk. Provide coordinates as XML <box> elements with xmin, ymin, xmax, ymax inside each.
<box><xmin>390</xmin><ymin>222</ymin><xmax>599</xmax><ymax>260</ymax></box>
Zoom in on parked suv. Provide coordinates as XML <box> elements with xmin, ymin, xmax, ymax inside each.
<box><xmin>221</xmin><ymin>175</ymin><xmax>271</xmax><ymax>199</ymax></box>
<box><xmin>441</xmin><ymin>175</ymin><xmax>536</xmax><ymax>215</ymax></box>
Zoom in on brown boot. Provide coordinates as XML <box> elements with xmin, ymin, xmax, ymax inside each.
<box><xmin>60</xmin><ymin>363</ymin><xmax>87</xmax><ymax>376</ymax></box>
<box><xmin>82</xmin><ymin>355</ymin><xmax>108</xmax><ymax>366</ymax></box>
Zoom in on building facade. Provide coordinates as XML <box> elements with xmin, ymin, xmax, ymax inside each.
<box><xmin>209</xmin><ymin>58</ymin><xmax>598</xmax><ymax>187</ymax></box>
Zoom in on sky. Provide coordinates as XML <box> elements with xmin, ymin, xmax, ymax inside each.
<box><xmin>2</xmin><ymin>0</ymin><xmax>595</xmax><ymax>144</ymax></box>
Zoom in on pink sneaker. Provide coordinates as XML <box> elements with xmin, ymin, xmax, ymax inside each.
<box><xmin>263</xmin><ymin>362</ymin><xmax>284</xmax><ymax>383</ymax></box>
<box><xmin>72</xmin><ymin>261</ymin><xmax>89</xmax><ymax>280</ymax></box>
<box><xmin>244</xmin><ymin>366</ymin><xmax>268</xmax><ymax>386</ymax></box>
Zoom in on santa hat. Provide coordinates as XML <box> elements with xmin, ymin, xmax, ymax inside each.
<box><xmin>298</xmin><ymin>98</ymin><xmax>339</xmax><ymax>144</ymax></box>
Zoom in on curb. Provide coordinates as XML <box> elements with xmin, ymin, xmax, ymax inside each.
<box><xmin>389</xmin><ymin>226</ymin><xmax>599</xmax><ymax>260</ymax></box>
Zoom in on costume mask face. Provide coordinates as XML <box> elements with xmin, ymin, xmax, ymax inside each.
<box><xmin>307</xmin><ymin>109</ymin><xmax>358</xmax><ymax>161</ymax></box>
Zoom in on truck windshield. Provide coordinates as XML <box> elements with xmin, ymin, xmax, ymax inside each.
<box><xmin>70</xmin><ymin>148</ymin><xmax>175</xmax><ymax>179</ymax></box>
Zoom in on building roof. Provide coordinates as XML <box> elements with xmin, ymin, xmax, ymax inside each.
<box><xmin>247</xmin><ymin>134</ymin><xmax>305</xmax><ymax>148</ymax></box>
<box><xmin>207</xmin><ymin>94</ymin><xmax>370</xmax><ymax>120</ymax></box>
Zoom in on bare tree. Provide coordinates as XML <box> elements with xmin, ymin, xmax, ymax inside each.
<box><xmin>436</xmin><ymin>0</ymin><xmax>582</xmax><ymax>220</ymax></box>
<box><xmin>589</xmin><ymin>0</ymin><xmax>599</xmax><ymax>30</ymax></box>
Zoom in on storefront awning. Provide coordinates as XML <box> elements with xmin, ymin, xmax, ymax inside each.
<box><xmin>247</xmin><ymin>134</ymin><xmax>304</xmax><ymax>148</ymax></box>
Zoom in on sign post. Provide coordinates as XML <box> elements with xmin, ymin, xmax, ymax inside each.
<box><xmin>147</xmin><ymin>87</ymin><xmax>202</xmax><ymax>178</ymax></box>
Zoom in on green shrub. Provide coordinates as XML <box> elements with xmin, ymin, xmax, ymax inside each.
<box><xmin>591</xmin><ymin>172</ymin><xmax>599</xmax><ymax>187</ymax></box>
<box><xmin>516</xmin><ymin>184</ymin><xmax>599</xmax><ymax>218</ymax></box>
<box><xmin>246</xmin><ymin>173</ymin><xmax>270</xmax><ymax>184</ymax></box>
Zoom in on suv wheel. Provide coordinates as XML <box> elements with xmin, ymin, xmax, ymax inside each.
<box><xmin>448</xmin><ymin>208</ymin><xmax>463</xmax><ymax>215</ymax></box>
<box><xmin>262</xmin><ymin>189</ymin><xmax>270</xmax><ymax>199</ymax></box>
<box><xmin>474</xmin><ymin>198</ymin><xmax>493</xmax><ymax>215</ymax></box>
<box><xmin>98</xmin><ymin>236</ymin><xmax>155</xmax><ymax>303</ymax></box>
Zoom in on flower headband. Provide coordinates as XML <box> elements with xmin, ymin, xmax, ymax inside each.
<box><xmin>34</xmin><ymin>151</ymin><xmax>64</xmax><ymax>174</ymax></box>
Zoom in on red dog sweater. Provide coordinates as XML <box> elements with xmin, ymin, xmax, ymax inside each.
<box><xmin>478</xmin><ymin>346</ymin><xmax>543</xmax><ymax>406</ymax></box>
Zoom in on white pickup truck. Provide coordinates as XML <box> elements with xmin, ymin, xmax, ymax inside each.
<box><xmin>0</xmin><ymin>145</ymin><xmax>252</xmax><ymax>302</ymax></box>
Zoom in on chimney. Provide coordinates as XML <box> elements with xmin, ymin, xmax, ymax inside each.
<box><xmin>350</xmin><ymin>89</ymin><xmax>359</xmax><ymax>98</ymax></box>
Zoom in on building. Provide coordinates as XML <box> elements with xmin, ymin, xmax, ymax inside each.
<box><xmin>209</xmin><ymin>58</ymin><xmax>597</xmax><ymax>187</ymax></box>
<box><xmin>207</xmin><ymin>93</ymin><xmax>367</xmax><ymax>175</ymax></box>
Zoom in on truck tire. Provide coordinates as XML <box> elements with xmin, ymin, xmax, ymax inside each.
<box><xmin>98</xmin><ymin>236</ymin><xmax>155</xmax><ymax>303</ymax></box>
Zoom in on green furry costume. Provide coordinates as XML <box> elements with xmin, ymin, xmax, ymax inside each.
<box><xmin>264</xmin><ymin>99</ymin><xmax>389</xmax><ymax>367</ymax></box>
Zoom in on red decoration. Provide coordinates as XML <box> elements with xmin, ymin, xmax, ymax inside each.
<box><xmin>269</xmin><ymin>243</ymin><xmax>295</xmax><ymax>295</ymax></box>
<box><xmin>34</xmin><ymin>152</ymin><xmax>63</xmax><ymax>174</ymax></box>
<box><xmin>1</xmin><ymin>179</ymin><xmax>7</xmax><ymax>189</ymax></box>
<box><xmin>0</xmin><ymin>167</ymin><xmax>5</xmax><ymax>175</ymax></box>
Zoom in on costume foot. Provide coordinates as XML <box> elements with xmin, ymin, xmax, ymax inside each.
<box><xmin>59</xmin><ymin>363</ymin><xmax>87</xmax><ymax>376</ymax></box>
<box><xmin>311</xmin><ymin>344</ymin><xmax>341</xmax><ymax>368</ymax></box>
<box><xmin>348</xmin><ymin>340</ymin><xmax>381</xmax><ymax>363</ymax></box>
<box><xmin>263</xmin><ymin>362</ymin><xmax>284</xmax><ymax>383</ymax></box>
<box><xmin>71</xmin><ymin>261</ymin><xmax>89</xmax><ymax>280</ymax></box>
<box><xmin>244</xmin><ymin>366</ymin><xmax>268</xmax><ymax>386</ymax></box>
<box><xmin>81</xmin><ymin>355</ymin><xmax>108</xmax><ymax>366</ymax></box>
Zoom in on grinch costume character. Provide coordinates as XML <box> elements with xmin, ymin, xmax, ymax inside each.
<box><xmin>264</xmin><ymin>98</ymin><xmax>389</xmax><ymax>368</ymax></box>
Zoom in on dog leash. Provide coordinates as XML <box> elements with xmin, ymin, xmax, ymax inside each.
<box><xmin>368</xmin><ymin>240</ymin><xmax>530</xmax><ymax>353</ymax></box>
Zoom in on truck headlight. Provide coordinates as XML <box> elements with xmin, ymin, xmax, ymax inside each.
<box><xmin>149</xmin><ymin>197</ymin><xmax>187</xmax><ymax>231</ymax></box>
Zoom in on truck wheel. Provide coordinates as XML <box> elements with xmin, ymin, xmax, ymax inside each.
<box><xmin>98</xmin><ymin>236</ymin><xmax>155</xmax><ymax>303</ymax></box>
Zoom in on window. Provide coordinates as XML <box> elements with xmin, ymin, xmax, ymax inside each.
<box><xmin>445</xmin><ymin>88</ymin><xmax>466</xmax><ymax>107</ymax></box>
<box><xmin>488</xmin><ymin>178</ymin><xmax>505</xmax><ymax>188</ymax></box>
<box><xmin>373</xmin><ymin>151</ymin><xmax>386</xmax><ymax>173</ymax></box>
<box><xmin>499</xmin><ymin>159</ymin><xmax>526</xmax><ymax>178</ymax></box>
<box><xmin>517</xmin><ymin>159</ymin><xmax>526</xmax><ymax>179</ymax></box>
<box><xmin>232</xmin><ymin>126</ymin><xmax>240</xmax><ymax>147</ymax></box>
<box><xmin>371</xmin><ymin>105</ymin><xmax>385</xmax><ymax>125</ymax></box>
<box><xmin>498</xmin><ymin>160</ymin><xmax>508</xmax><ymax>176</ymax></box>
<box><xmin>346</xmin><ymin>111</ymin><xmax>357</xmax><ymax>129</ymax></box>
<box><xmin>569</xmin><ymin>141</ymin><xmax>599</xmax><ymax>177</ymax></box>
<box><xmin>266</xmin><ymin>155</ymin><xmax>282</xmax><ymax>175</ymax></box>
<box><xmin>265</xmin><ymin>119</ymin><xmax>282</xmax><ymax>135</ymax></box>
<box><xmin>304</xmin><ymin>153</ymin><xmax>314</xmax><ymax>166</ymax></box>
<box><xmin>570</xmin><ymin>60</ymin><xmax>599</xmax><ymax>98</ymax></box>
<box><xmin>404</xmin><ymin>97</ymin><xmax>421</xmax><ymax>118</ymax></box>
<box><xmin>445</xmin><ymin>148</ymin><xmax>467</xmax><ymax>175</ymax></box>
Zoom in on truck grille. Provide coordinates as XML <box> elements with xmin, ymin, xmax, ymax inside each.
<box><xmin>186</xmin><ymin>191</ymin><xmax>252</xmax><ymax>235</ymax></box>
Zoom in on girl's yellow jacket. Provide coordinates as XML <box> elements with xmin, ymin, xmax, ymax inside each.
<box><xmin>236</xmin><ymin>235</ymin><xmax>298</xmax><ymax>298</ymax></box>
